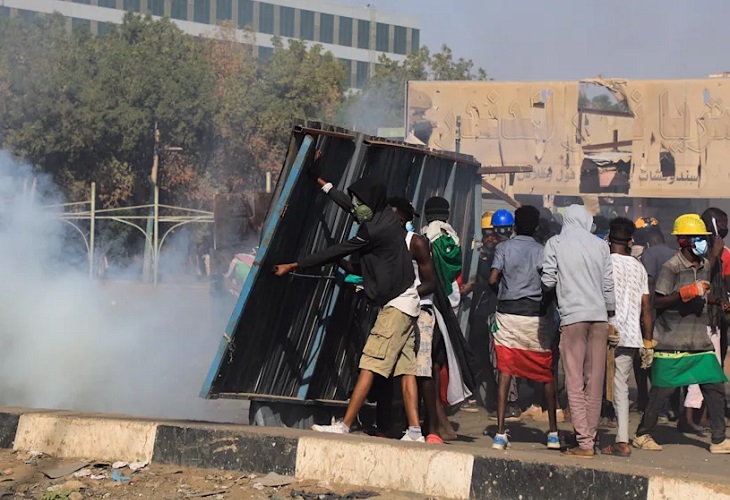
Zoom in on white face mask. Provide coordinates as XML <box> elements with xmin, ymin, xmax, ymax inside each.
<box><xmin>692</xmin><ymin>238</ymin><xmax>708</xmax><ymax>257</ymax></box>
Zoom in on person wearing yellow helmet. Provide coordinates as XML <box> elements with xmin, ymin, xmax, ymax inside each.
<box><xmin>634</xmin><ymin>214</ymin><xmax>730</xmax><ymax>454</ymax></box>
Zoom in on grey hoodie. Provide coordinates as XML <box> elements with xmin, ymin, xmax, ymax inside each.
<box><xmin>541</xmin><ymin>204</ymin><xmax>615</xmax><ymax>326</ymax></box>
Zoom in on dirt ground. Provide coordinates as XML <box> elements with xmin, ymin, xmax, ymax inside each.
<box><xmin>0</xmin><ymin>449</ymin><xmax>426</xmax><ymax>500</ymax></box>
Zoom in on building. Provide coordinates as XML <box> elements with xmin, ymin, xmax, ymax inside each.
<box><xmin>0</xmin><ymin>0</ymin><xmax>420</xmax><ymax>88</ymax></box>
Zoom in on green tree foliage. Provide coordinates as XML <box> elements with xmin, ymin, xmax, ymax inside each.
<box><xmin>0</xmin><ymin>13</ymin><xmax>483</xmax><ymax>209</ymax></box>
<box><xmin>339</xmin><ymin>44</ymin><xmax>488</xmax><ymax>134</ymax></box>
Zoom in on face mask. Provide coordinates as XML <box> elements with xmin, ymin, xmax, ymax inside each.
<box><xmin>405</xmin><ymin>221</ymin><xmax>415</xmax><ymax>232</ymax></box>
<box><xmin>692</xmin><ymin>238</ymin><xmax>708</xmax><ymax>256</ymax></box>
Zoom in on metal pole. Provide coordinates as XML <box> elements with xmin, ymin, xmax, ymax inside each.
<box><xmin>153</xmin><ymin>185</ymin><xmax>159</xmax><ymax>286</ymax></box>
<box><xmin>455</xmin><ymin>115</ymin><xmax>462</xmax><ymax>154</ymax></box>
<box><xmin>266</xmin><ymin>172</ymin><xmax>272</xmax><ymax>193</ymax></box>
<box><xmin>89</xmin><ymin>182</ymin><xmax>96</xmax><ymax>279</ymax></box>
<box><xmin>143</xmin><ymin>122</ymin><xmax>160</xmax><ymax>283</ymax></box>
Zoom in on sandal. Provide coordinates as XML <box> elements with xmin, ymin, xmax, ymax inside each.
<box><xmin>425</xmin><ymin>434</ymin><xmax>444</xmax><ymax>444</ymax></box>
<box><xmin>601</xmin><ymin>443</ymin><xmax>631</xmax><ymax>457</ymax></box>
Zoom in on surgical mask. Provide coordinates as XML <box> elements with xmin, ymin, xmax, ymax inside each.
<box><xmin>692</xmin><ymin>237</ymin><xmax>708</xmax><ymax>256</ymax></box>
<box><xmin>352</xmin><ymin>196</ymin><xmax>373</xmax><ymax>223</ymax></box>
<box><xmin>405</xmin><ymin>221</ymin><xmax>415</xmax><ymax>232</ymax></box>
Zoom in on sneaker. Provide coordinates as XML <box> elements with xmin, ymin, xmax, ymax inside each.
<box><xmin>492</xmin><ymin>432</ymin><xmax>510</xmax><ymax>450</ymax></box>
<box><xmin>657</xmin><ymin>413</ymin><xmax>670</xmax><ymax>424</ymax></box>
<box><xmin>547</xmin><ymin>431</ymin><xmax>561</xmax><ymax>450</ymax></box>
<box><xmin>522</xmin><ymin>404</ymin><xmax>543</xmax><ymax>420</ymax></box>
<box><xmin>460</xmin><ymin>399</ymin><xmax>480</xmax><ymax>413</ymax></box>
<box><xmin>505</xmin><ymin>404</ymin><xmax>523</xmax><ymax>423</ymax></box>
<box><xmin>487</xmin><ymin>409</ymin><xmax>498</xmax><ymax>421</ymax></box>
<box><xmin>312</xmin><ymin>421</ymin><xmax>349</xmax><ymax>434</ymax></box>
<box><xmin>632</xmin><ymin>434</ymin><xmax>662</xmax><ymax>451</ymax></box>
<box><xmin>710</xmin><ymin>439</ymin><xmax>730</xmax><ymax>454</ymax></box>
<box><xmin>400</xmin><ymin>432</ymin><xmax>425</xmax><ymax>443</ymax></box>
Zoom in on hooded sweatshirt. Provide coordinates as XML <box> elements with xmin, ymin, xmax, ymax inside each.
<box><xmin>541</xmin><ymin>204</ymin><xmax>615</xmax><ymax>326</ymax></box>
<box><xmin>298</xmin><ymin>177</ymin><xmax>415</xmax><ymax>306</ymax></box>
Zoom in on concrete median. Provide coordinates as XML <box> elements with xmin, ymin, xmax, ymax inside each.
<box><xmin>0</xmin><ymin>407</ymin><xmax>727</xmax><ymax>499</ymax></box>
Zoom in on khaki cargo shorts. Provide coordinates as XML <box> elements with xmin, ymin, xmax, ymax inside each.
<box><xmin>359</xmin><ymin>306</ymin><xmax>417</xmax><ymax>378</ymax></box>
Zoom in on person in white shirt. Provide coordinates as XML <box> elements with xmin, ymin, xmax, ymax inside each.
<box><xmin>602</xmin><ymin>217</ymin><xmax>654</xmax><ymax>457</ymax></box>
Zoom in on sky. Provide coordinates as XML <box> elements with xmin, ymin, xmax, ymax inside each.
<box><xmin>336</xmin><ymin>0</ymin><xmax>729</xmax><ymax>81</ymax></box>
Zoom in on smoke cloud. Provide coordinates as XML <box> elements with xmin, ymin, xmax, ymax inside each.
<box><xmin>0</xmin><ymin>152</ymin><xmax>245</xmax><ymax>423</ymax></box>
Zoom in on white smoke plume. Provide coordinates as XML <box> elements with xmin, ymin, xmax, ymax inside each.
<box><xmin>0</xmin><ymin>151</ymin><xmax>245</xmax><ymax>423</ymax></box>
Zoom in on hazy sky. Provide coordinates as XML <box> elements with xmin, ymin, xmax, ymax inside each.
<box><xmin>337</xmin><ymin>0</ymin><xmax>728</xmax><ymax>81</ymax></box>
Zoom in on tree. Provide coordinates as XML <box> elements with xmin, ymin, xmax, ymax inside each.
<box><xmin>339</xmin><ymin>44</ymin><xmax>488</xmax><ymax>134</ymax></box>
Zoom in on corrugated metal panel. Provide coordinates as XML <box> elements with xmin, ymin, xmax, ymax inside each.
<box><xmin>201</xmin><ymin>123</ymin><xmax>481</xmax><ymax>401</ymax></box>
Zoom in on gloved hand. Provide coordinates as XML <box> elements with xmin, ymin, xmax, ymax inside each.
<box><xmin>640</xmin><ymin>339</ymin><xmax>657</xmax><ymax>369</ymax></box>
<box><xmin>679</xmin><ymin>280</ymin><xmax>710</xmax><ymax>302</ymax></box>
<box><xmin>607</xmin><ymin>324</ymin><xmax>620</xmax><ymax>348</ymax></box>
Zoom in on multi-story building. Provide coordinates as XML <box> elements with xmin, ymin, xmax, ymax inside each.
<box><xmin>0</xmin><ymin>0</ymin><xmax>420</xmax><ymax>88</ymax></box>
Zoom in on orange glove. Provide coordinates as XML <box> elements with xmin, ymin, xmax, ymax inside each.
<box><xmin>679</xmin><ymin>280</ymin><xmax>710</xmax><ymax>302</ymax></box>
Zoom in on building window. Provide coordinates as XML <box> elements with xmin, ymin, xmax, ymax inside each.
<box><xmin>238</xmin><ymin>0</ymin><xmax>253</xmax><ymax>27</ymax></box>
<box><xmin>259</xmin><ymin>3</ymin><xmax>274</xmax><ymax>34</ymax></box>
<box><xmin>98</xmin><ymin>21</ymin><xmax>110</xmax><ymax>35</ymax></box>
<box><xmin>300</xmin><ymin>10</ymin><xmax>314</xmax><ymax>40</ymax></box>
<box><xmin>171</xmin><ymin>0</ymin><xmax>187</xmax><ymax>20</ymax></box>
<box><xmin>375</xmin><ymin>22</ymin><xmax>389</xmax><ymax>52</ymax></box>
<box><xmin>279</xmin><ymin>6</ymin><xmax>294</xmax><ymax>37</ymax></box>
<box><xmin>338</xmin><ymin>17</ymin><xmax>352</xmax><ymax>46</ymax></box>
<box><xmin>0</xmin><ymin>7</ymin><xmax>9</xmax><ymax>17</ymax></box>
<box><xmin>18</xmin><ymin>10</ymin><xmax>37</xmax><ymax>22</ymax></box>
<box><xmin>339</xmin><ymin>58</ymin><xmax>352</xmax><ymax>87</ymax></box>
<box><xmin>72</xmin><ymin>0</ymin><xmax>91</xmax><ymax>4</ymax></box>
<box><xmin>411</xmin><ymin>29</ymin><xmax>420</xmax><ymax>52</ymax></box>
<box><xmin>98</xmin><ymin>0</ymin><xmax>117</xmax><ymax>7</ymax></box>
<box><xmin>393</xmin><ymin>26</ymin><xmax>406</xmax><ymax>55</ymax></box>
<box><xmin>356</xmin><ymin>60</ymin><xmax>369</xmax><ymax>88</ymax></box>
<box><xmin>357</xmin><ymin>20</ymin><xmax>369</xmax><ymax>49</ymax></box>
<box><xmin>320</xmin><ymin>13</ymin><xmax>333</xmax><ymax>44</ymax></box>
<box><xmin>123</xmin><ymin>0</ymin><xmax>140</xmax><ymax>11</ymax></box>
<box><xmin>194</xmin><ymin>0</ymin><xmax>210</xmax><ymax>23</ymax></box>
<box><xmin>148</xmin><ymin>0</ymin><xmax>164</xmax><ymax>15</ymax></box>
<box><xmin>215</xmin><ymin>0</ymin><xmax>232</xmax><ymax>20</ymax></box>
<box><xmin>259</xmin><ymin>46</ymin><xmax>273</xmax><ymax>61</ymax></box>
<box><xmin>72</xmin><ymin>17</ymin><xmax>91</xmax><ymax>31</ymax></box>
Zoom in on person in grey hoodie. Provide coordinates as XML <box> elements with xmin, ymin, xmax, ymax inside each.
<box><xmin>541</xmin><ymin>204</ymin><xmax>615</xmax><ymax>459</ymax></box>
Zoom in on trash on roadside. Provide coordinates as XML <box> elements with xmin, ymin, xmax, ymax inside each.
<box><xmin>253</xmin><ymin>483</ymin><xmax>264</xmax><ymax>491</ymax></box>
<box><xmin>259</xmin><ymin>472</ymin><xmax>296</xmax><ymax>488</ymax></box>
<box><xmin>129</xmin><ymin>461</ymin><xmax>148</xmax><ymax>471</ymax></box>
<box><xmin>185</xmin><ymin>490</ymin><xmax>229</xmax><ymax>498</ymax></box>
<box><xmin>40</xmin><ymin>461</ymin><xmax>89</xmax><ymax>479</ymax></box>
<box><xmin>112</xmin><ymin>461</ymin><xmax>128</xmax><ymax>470</ymax></box>
<box><xmin>111</xmin><ymin>469</ymin><xmax>131</xmax><ymax>483</ymax></box>
<box><xmin>72</xmin><ymin>469</ymin><xmax>91</xmax><ymax>478</ymax></box>
<box><xmin>90</xmin><ymin>474</ymin><xmax>107</xmax><ymax>480</ymax></box>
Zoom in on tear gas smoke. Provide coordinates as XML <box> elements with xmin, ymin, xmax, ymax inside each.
<box><xmin>0</xmin><ymin>152</ymin><xmax>245</xmax><ymax>423</ymax></box>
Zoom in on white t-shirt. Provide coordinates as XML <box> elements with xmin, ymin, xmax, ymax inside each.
<box><xmin>385</xmin><ymin>232</ymin><xmax>421</xmax><ymax>317</ymax></box>
<box><xmin>609</xmin><ymin>253</ymin><xmax>649</xmax><ymax>348</ymax></box>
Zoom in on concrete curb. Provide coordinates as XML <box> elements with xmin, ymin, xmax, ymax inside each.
<box><xmin>0</xmin><ymin>408</ymin><xmax>728</xmax><ymax>499</ymax></box>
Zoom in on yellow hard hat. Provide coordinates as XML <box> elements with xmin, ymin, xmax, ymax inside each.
<box><xmin>482</xmin><ymin>211</ymin><xmax>495</xmax><ymax>230</ymax></box>
<box><xmin>671</xmin><ymin>214</ymin><xmax>711</xmax><ymax>235</ymax></box>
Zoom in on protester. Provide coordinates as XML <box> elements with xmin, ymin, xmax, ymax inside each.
<box><xmin>633</xmin><ymin>214</ymin><xmax>730</xmax><ymax>453</ymax></box>
<box><xmin>389</xmin><ymin>197</ymin><xmax>456</xmax><ymax>442</ymax></box>
<box><xmin>601</xmin><ymin>218</ymin><xmax>653</xmax><ymax>458</ymax></box>
<box><xmin>274</xmin><ymin>174</ymin><xmax>424</xmax><ymax>442</ymax></box>
<box><xmin>632</xmin><ymin>217</ymin><xmax>660</xmax><ymax>261</ymax></box>
<box><xmin>461</xmin><ymin>212</ymin><xmax>499</xmax><ymax>412</ymax></box>
<box><xmin>421</xmin><ymin>197</ymin><xmax>474</xmax><ymax>412</ymax></box>
<box><xmin>488</xmin><ymin>205</ymin><xmax>560</xmax><ymax>450</ymax></box>
<box><xmin>541</xmin><ymin>204</ymin><xmax>615</xmax><ymax>459</ymax></box>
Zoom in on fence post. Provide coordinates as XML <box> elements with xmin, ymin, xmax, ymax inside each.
<box><xmin>153</xmin><ymin>186</ymin><xmax>159</xmax><ymax>286</ymax></box>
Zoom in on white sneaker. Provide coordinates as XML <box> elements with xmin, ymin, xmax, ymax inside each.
<box><xmin>312</xmin><ymin>421</ymin><xmax>349</xmax><ymax>434</ymax></box>
<box><xmin>400</xmin><ymin>432</ymin><xmax>425</xmax><ymax>443</ymax></box>
<box><xmin>492</xmin><ymin>432</ymin><xmax>510</xmax><ymax>450</ymax></box>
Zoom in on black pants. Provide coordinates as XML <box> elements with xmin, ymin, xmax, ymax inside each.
<box><xmin>637</xmin><ymin>383</ymin><xmax>727</xmax><ymax>444</ymax></box>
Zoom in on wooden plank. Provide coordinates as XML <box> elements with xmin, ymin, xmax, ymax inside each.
<box><xmin>478</xmin><ymin>166</ymin><xmax>533</xmax><ymax>174</ymax></box>
<box><xmin>481</xmin><ymin>180</ymin><xmax>520</xmax><ymax>208</ymax></box>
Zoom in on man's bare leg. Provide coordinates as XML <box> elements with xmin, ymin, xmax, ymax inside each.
<box><xmin>432</xmin><ymin>363</ymin><xmax>458</xmax><ymax>440</ymax></box>
<box><xmin>544</xmin><ymin>379</ymin><xmax>558</xmax><ymax>433</ymax></box>
<box><xmin>401</xmin><ymin>374</ymin><xmax>420</xmax><ymax>427</ymax></box>
<box><xmin>342</xmin><ymin>369</ymin><xmax>375</xmax><ymax>428</ymax></box>
<box><xmin>497</xmin><ymin>371</ymin><xmax>513</xmax><ymax>435</ymax></box>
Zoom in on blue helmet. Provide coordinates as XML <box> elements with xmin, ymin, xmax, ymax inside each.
<box><xmin>491</xmin><ymin>209</ymin><xmax>514</xmax><ymax>228</ymax></box>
